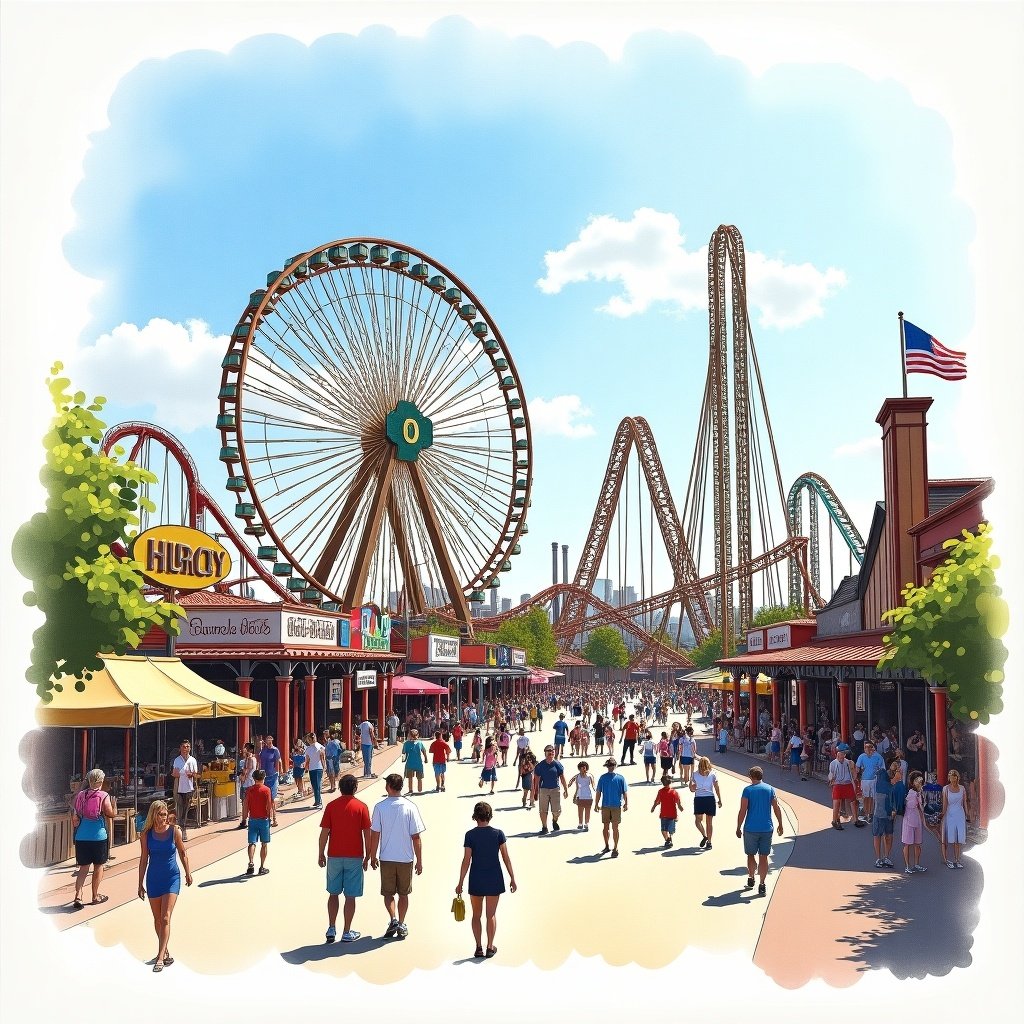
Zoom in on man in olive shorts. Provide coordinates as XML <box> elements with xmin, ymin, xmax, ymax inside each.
<box><xmin>366</xmin><ymin>774</ymin><xmax>425</xmax><ymax>940</ymax></box>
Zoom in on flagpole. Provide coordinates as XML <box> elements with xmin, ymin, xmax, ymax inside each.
<box><xmin>898</xmin><ymin>311</ymin><xmax>908</xmax><ymax>398</ymax></box>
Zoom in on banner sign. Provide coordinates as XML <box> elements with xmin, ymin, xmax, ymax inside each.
<box><xmin>133</xmin><ymin>525</ymin><xmax>232</xmax><ymax>591</ymax></box>
<box><xmin>182</xmin><ymin>609</ymin><xmax>342</xmax><ymax>648</ymax></box>
<box><xmin>766</xmin><ymin>625</ymin><xmax>792</xmax><ymax>651</ymax></box>
<box><xmin>428</xmin><ymin>634</ymin><xmax>461</xmax><ymax>664</ymax></box>
<box><xmin>511</xmin><ymin>648</ymin><xmax>527</xmax><ymax>667</ymax></box>
<box><xmin>329</xmin><ymin>678</ymin><xmax>343</xmax><ymax>709</ymax></box>
<box><xmin>350</xmin><ymin>606</ymin><xmax>391</xmax><ymax>652</ymax></box>
<box><xmin>496</xmin><ymin>645</ymin><xmax>511</xmax><ymax>668</ymax></box>
<box><xmin>354</xmin><ymin>669</ymin><xmax>377</xmax><ymax>691</ymax></box>
<box><xmin>746</xmin><ymin>630</ymin><xmax>765</xmax><ymax>652</ymax></box>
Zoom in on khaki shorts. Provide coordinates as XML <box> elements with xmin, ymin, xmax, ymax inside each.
<box><xmin>538</xmin><ymin>789</ymin><xmax>561</xmax><ymax>818</ymax></box>
<box><xmin>379</xmin><ymin>860</ymin><xmax>414</xmax><ymax>897</ymax></box>
<box><xmin>601</xmin><ymin>806</ymin><xmax>622</xmax><ymax>824</ymax></box>
<box><xmin>404</xmin><ymin>769</ymin><xmax>424</xmax><ymax>780</ymax></box>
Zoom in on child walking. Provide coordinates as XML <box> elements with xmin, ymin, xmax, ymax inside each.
<box><xmin>569</xmin><ymin>761</ymin><xmax>595</xmax><ymax>830</ymax></box>
<box><xmin>479</xmin><ymin>737</ymin><xmax>499</xmax><ymax>795</ymax></box>
<box><xmin>519</xmin><ymin>751</ymin><xmax>536</xmax><ymax>809</ymax></box>
<box><xmin>651</xmin><ymin>774</ymin><xmax>683</xmax><ymax>847</ymax></box>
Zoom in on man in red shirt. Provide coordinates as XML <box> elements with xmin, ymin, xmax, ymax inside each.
<box><xmin>451</xmin><ymin>722</ymin><xmax>465</xmax><ymax>762</ymax></box>
<box><xmin>619</xmin><ymin>714</ymin><xmax>641</xmax><ymax>765</ymax></box>
<box><xmin>245</xmin><ymin>769</ymin><xmax>276</xmax><ymax>877</ymax></box>
<box><xmin>650</xmin><ymin>774</ymin><xmax>683</xmax><ymax>847</ymax></box>
<box><xmin>317</xmin><ymin>773</ymin><xmax>372</xmax><ymax>942</ymax></box>
<box><xmin>428</xmin><ymin>731</ymin><xmax>451</xmax><ymax>792</ymax></box>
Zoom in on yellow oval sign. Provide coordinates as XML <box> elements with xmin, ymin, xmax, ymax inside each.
<box><xmin>131</xmin><ymin>526</ymin><xmax>232</xmax><ymax>591</ymax></box>
<box><xmin>403</xmin><ymin>418</ymin><xmax>419</xmax><ymax>445</ymax></box>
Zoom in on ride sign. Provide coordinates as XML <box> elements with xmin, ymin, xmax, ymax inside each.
<box><xmin>132</xmin><ymin>525</ymin><xmax>232</xmax><ymax>591</ymax></box>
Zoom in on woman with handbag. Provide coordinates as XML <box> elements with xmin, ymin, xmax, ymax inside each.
<box><xmin>455</xmin><ymin>801</ymin><xmax>517</xmax><ymax>960</ymax></box>
<box><xmin>71</xmin><ymin>768</ymin><xmax>116</xmax><ymax>909</ymax></box>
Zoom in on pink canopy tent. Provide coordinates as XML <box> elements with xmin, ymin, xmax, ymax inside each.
<box><xmin>390</xmin><ymin>675</ymin><xmax>449</xmax><ymax>696</ymax></box>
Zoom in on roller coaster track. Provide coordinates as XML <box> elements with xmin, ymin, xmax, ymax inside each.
<box><xmin>787</xmin><ymin>472</ymin><xmax>865</xmax><ymax>606</ymax></box>
<box><xmin>101</xmin><ymin>421</ymin><xmax>291</xmax><ymax>600</ymax></box>
<box><xmin>555</xmin><ymin>416</ymin><xmax>713</xmax><ymax>649</ymax></box>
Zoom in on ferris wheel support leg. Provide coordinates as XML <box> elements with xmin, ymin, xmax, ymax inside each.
<box><xmin>315</xmin><ymin>456</ymin><xmax>380</xmax><ymax>585</ymax></box>
<box><xmin>342</xmin><ymin>454</ymin><xmax>398</xmax><ymax>612</ymax></box>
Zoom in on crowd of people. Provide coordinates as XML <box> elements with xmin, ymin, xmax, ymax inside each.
<box><xmin>65</xmin><ymin>678</ymin><xmax>975</xmax><ymax>968</ymax></box>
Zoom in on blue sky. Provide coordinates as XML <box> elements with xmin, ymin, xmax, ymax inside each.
<box><xmin>59</xmin><ymin>16</ymin><xmax>978</xmax><ymax>613</ymax></box>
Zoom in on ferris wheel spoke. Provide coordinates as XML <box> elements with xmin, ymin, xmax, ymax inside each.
<box><xmin>406</xmin><ymin>460</ymin><xmax>472</xmax><ymax>624</ymax></box>
<box><xmin>340</xmin><ymin>450</ymin><xmax>400</xmax><ymax>610</ymax></box>
<box><xmin>252</xmin><ymin>314</ymin><xmax>352</xmax><ymax>403</ymax></box>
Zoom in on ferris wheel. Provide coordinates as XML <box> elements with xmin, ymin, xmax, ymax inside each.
<box><xmin>217</xmin><ymin>238</ymin><xmax>532</xmax><ymax>625</ymax></box>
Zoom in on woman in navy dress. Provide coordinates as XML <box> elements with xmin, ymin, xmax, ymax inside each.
<box><xmin>455</xmin><ymin>801</ymin><xmax>517</xmax><ymax>960</ymax></box>
<box><xmin>138</xmin><ymin>799</ymin><xmax>192</xmax><ymax>971</ymax></box>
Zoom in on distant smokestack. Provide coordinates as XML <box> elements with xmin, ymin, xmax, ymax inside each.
<box><xmin>490</xmin><ymin>581</ymin><xmax>497</xmax><ymax>615</ymax></box>
<box><xmin>552</xmin><ymin>542</ymin><xmax>560</xmax><ymax>621</ymax></box>
<box><xmin>561</xmin><ymin>544</ymin><xmax>569</xmax><ymax>586</ymax></box>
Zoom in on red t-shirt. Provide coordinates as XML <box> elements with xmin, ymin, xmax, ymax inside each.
<box><xmin>428</xmin><ymin>739</ymin><xmax>450</xmax><ymax>765</ymax></box>
<box><xmin>654</xmin><ymin>788</ymin><xmax>681</xmax><ymax>819</ymax></box>
<box><xmin>246</xmin><ymin>783</ymin><xmax>274</xmax><ymax>820</ymax></box>
<box><xmin>319</xmin><ymin>795</ymin><xmax>371</xmax><ymax>858</ymax></box>
<box><xmin>624</xmin><ymin>721</ymin><xmax>640</xmax><ymax>740</ymax></box>
<box><xmin>452</xmin><ymin>725</ymin><xmax>464</xmax><ymax>741</ymax></box>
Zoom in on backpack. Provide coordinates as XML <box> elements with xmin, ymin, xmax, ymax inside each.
<box><xmin>74</xmin><ymin>787</ymin><xmax>106</xmax><ymax>820</ymax></box>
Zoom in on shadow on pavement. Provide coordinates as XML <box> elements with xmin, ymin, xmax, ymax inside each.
<box><xmin>281</xmin><ymin>935</ymin><xmax>392</xmax><ymax>963</ymax></box>
<box><xmin>566</xmin><ymin>852</ymin><xmax>608</xmax><ymax>865</ymax></box>
<box><xmin>703</xmin><ymin>889</ymin><xmax>762</xmax><ymax>908</ymax></box>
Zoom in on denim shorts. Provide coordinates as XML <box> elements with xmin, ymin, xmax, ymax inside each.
<box><xmin>742</xmin><ymin>831</ymin><xmax>773</xmax><ymax>856</ymax></box>
<box><xmin>247</xmin><ymin>818</ymin><xmax>271</xmax><ymax>845</ymax></box>
<box><xmin>326</xmin><ymin>856</ymin><xmax>364</xmax><ymax>896</ymax></box>
<box><xmin>660</xmin><ymin>818</ymin><xmax>677</xmax><ymax>834</ymax></box>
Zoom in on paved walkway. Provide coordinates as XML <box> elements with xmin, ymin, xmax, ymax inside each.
<box><xmin>37</xmin><ymin>712</ymin><xmax>981</xmax><ymax>985</ymax></box>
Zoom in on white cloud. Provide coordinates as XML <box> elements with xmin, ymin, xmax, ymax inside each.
<box><xmin>529</xmin><ymin>394</ymin><xmax>595</xmax><ymax>438</ymax></box>
<box><xmin>67</xmin><ymin>318</ymin><xmax>227</xmax><ymax>434</ymax></box>
<box><xmin>832</xmin><ymin>436</ymin><xmax>881</xmax><ymax>458</ymax></box>
<box><xmin>537</xmin><ymin>208</ymin><xmax>847</xmax><ymax>329</ymax></box>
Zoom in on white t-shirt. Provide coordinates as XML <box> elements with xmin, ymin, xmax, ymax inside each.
<box><xmin>573</xmin><ymin>773</ymin><xmax>595</xmax><ymax>801</ymax></box>
<box><xmin>371</xmin><ymin>795</ymin><xmax>426</xmax><ymax>862</ymax></box>
<box><xmin>681</xmin><ymin>735</ymin><xmax>696</xmax><ymax>756</ymax></box>
<box><xmin>516</xmin><ymin>735</ymin><xmax>531</xmax><ymax>752</ymax></box>
<box><xmin>830</xmin><ymin>758</ymin><xmax>854</xmax><ymax>785</ymax></box>
<box><xmin>173</xmin><ymin>754</ymin><xmax>198</xmax><ymax>793</ymax></box>
<box><xmin>642</xmin><ymin>739</ymin><xmax>656</xmax><ymax>758</ymax></box>
<box><xmin>788</xmin><ymin>735</ymin><xmax>803</xmax><ymax>751</ymax></box>
<box><xmin>693</xmin><ymin>770</ymin><xmax>717</xmax><ymax>798</ymax></box>
<box><xmin>305</xmin><ymin>742</ymin><xmax>325</xmax><ymax>771</ymax></box>
<box><xmin>359</xmin><ymin>720</ymin><xmax>374</xmax><ymax>744</ymax></box>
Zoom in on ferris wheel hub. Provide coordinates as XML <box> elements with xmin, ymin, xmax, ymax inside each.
<box><xmin>385</xmin><ymin>401</ymin><xmax>433</xmax><ymax>462</ymax></box>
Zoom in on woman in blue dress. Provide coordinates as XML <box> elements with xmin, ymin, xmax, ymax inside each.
<box><xmin>138</xmin><ymin>799</ymin><xmax>193</xmax><ymax>971</ymax></box>
<box><xmin>455</xmin><ymin>801</ymin><xmax>517</xmax><ymax>960</ymax></box>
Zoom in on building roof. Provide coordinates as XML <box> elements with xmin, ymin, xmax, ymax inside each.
<box><xmin>556</xmin><ymin>652</ymin><xmax>594</xmax><ymax>667</ymax></box>
<box><xmin>719</xmin><ymin>630</ymin><xmax>890</xmax><ymax>670</ymax></box>
<box><xmin>177</xmin><ymin>591</ymin><xmax>342</xmax><ymax>615</ymax></box>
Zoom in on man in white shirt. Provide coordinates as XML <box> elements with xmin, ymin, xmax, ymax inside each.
<box><xmin>304</xmin><ymin>732</ymin><xmax>327</xmax><ymax>810</ymax></box>
<box><xmin>366</xmin><ymin>773</ymin><xmax>426</xmax><ymax>940</ymax></box>
<box><xmin>512</xmin><ymin>728</ymin><xmax>531</xmax><ymax>766</ymax></box>
<box><xmin>359</xmin><ymin>716</ymin><xmax>379</xmax><ymax>780</ymax></box>
<box><xmin>387</xmin><ymin>712</ymin><xmax>400</xmax><ymax>746</ymax></box>
<box><xmin>172</xmin><ymin>740</ymin><xmax>199</xmax><ymax>841</ymax></box>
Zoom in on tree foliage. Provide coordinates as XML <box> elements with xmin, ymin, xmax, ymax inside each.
<box><xmin>690</xmin><ymin>627</ymin><xmax>724</xmax><ymax>669</ymax></box>
<box><xmin>410</xmin><ymin>613</ymin><xmax>460</xmax><ymax>639</ymax></box>
<box><xmin>750</xmin><ymin>603</ymin><xmax>808</xmax><ymax>628</ymax></box>
<box><xmin>582</xmin><ymin>625</ymin><xmax>630</xmax><ymax>669</ymax></box>
<box><xmin>492</xmin><ymin>606</ymin><xmax>558</xmax><ymax>668</ymax></box>
<box><xmin>879</xmin><ymin>522</ymin><xmax>1007</xmax><ymax>724</ymax></box>
<box><xmin>12</xmin><ymin>365</ymin><xmax>183</xmax><ymax>699</ymax></box>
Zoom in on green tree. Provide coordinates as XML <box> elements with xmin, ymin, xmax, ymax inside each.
<box><xmin>690</xmin><ymin>627</ymin><xmax>724</xmax><ymax>669</ymax></box>
<box><xmin>410</xmin><ymin>613</ymin><xmax>460</xmax><ymax>639</ymax></box>
<box><xmin>878</xmin><ymin>522</ymin><xmax>1007</xmax><ymax>724</ymax></box>
<box><xmin>750</xmin><ymin>603</ymin><xmax>808</xmax><ymax>628</ymax></box>
<box><xmin>582</xmin><ymin>625</ymin><xmax>630</xmax><ymax>669</ymax></box>
<box><xmin>495</xmin><ymin>606</ymin><xmax>558</xmax><ymax>668</ymax></box>
<box><xmin>12</xmin><ymin>365</ymin><xmax>183</xmax><ymax>699</ymax></box>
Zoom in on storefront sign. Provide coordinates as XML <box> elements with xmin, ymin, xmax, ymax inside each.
<box><xmin>791</xmin><ymin>681</ymin><xmax>798</xmax><ymax>706</ymax></box>
<box><xmin>746</xmin><ymin>630</ymin><xmax>765</xmax><ymax>652</ymax></box>
<box><xmin>511</xmin><ymin>648</ymin><xmax>527</xmax><ymax>667</ymax></box>
<box><xmin>329</xmin><ymin>678</ymin><xmax>343</xmax><ymax>709</ymax></box>
<box><xmin>855</xmin><ymin>680</ymin><xmax>866</xmax><ymax>712</ymax></box>
<box><xmin>428</xmin><ymin>634</ymin><xmax>461</xmax><ymax>664</ymax></box>
<box><xmin>354</xmin><ymin>669</ymin><xmax>377</xmax><ymax>691</ymax></box>
<box><xmin>496</xmin><ymin>645</ymin><xmax>511</xmax><ymax>668</ymax></box>
<box><xmin>350</xmin><ymin>605</ymin><xmax>391</xmax><ymax>652</ymax></box>
<box><xmin>133</xmin><ymin>525</ymin><xmax>232</xmax><ymax>591</ymax></box>
<box><xmin>766</xmin><ymin>625</ymin><xmax>792</xmax><ymax>651</ymax></box>
<box><xmin>181</xmin><ymin>609</ymin><xmax>343</xmax><ymax>648</ymax></box>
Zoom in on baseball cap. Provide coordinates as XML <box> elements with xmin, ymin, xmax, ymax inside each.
<box><xmin>604</xmin><ymin>758</ymin><xmax>617</xmax><ymax>767</ymax></box>
<box><xmin>837</xmin><ymin>742</ymin><xmax>850</xmax><ymax>752</ymax></box>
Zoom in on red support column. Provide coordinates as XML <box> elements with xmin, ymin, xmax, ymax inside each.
<box><xmin>304</xmin><ymin>675</ymin><xmax>316</xmax><ymax>736</ymax></box>
<box><xmin>376</xmin><ymin>672</ymin><xmax>386</xmax><ymax>740</ymax></box>
<box><xmin>798</xmin><ymin>679</ymin><xmax>808</xmax><ymax>736</ymax></box>
<box><xmin>361</xmin><ymin>686</ymin><xmax>369</xmax><ymax>726</ymax></box>
<box><xmin>80</xmin><ymin>731</ymin><xmax>88</xmax><ymax>778</ymax></box>
<box><xmin>931</xmin><ymin>687</ymin><xmax>949</xmax><ymax>782</ymax></box>
<box><xmin>837</xmin><ymin>681</ymin><xmax>851</xmax><ymax>743</ymax></box>
<box><xmin>386</xmin><ymin>671</ymin><xmax>395</xmax><ymax>717</ymax></box>
<box><xmin>732</xmin><ymin>677</ymin><xmax>741</xmax><ymax>733</ymax></box>
<box><xmin>291</xmin><ymin>680</ymin><xmax>300</xmax><ymax>747</ymax></box>
<box><xmin>236</xmin><ymin>677</ymin><xmax>252</xmax><ymax>749</ymax></box>
<box><xmin>124</xmin><ymin>730</ymin><xmax>132</xmax><ymax>788</ymax></box>
<box><xmin>275</xmin><ymin>676</ymin><xmax>292</xmax><ymax>765</ymax></box>
<box><xmin>771</xmin><ymin>678</ymin><xmax>780</xmax><ymax>728</ymax></box>
<box><xmin>342</xmin><ymin>674</ymin><xmax>353</xmax><ymax>753</ymax></box>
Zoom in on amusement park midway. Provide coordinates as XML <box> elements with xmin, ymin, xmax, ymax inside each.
<box><xmin>35</xmin><ymin>699</ymin><xmax>979</xmax><ymax>988</ymax></box>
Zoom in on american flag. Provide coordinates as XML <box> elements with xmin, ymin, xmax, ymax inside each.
<box><xmin>904</xmin><ymin>320</ymin><xmax>967</xmax><ymax>381</ymax></box>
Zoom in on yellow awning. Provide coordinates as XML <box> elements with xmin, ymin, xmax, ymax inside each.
<box><xmin>35</xmin><ymin>655</ymin><xmax>259</xmax><ymax>728</ymax></box>
<box><xmin>150</xmin><ymin>657</ymin><xmax>261</xmax><ymax>718</ymax></box>
<box><xmin>706</xmin><ymin>674</ymin><xmax>773</xmax><ymax>695</ymax></box>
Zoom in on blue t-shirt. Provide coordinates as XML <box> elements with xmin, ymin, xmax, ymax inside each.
<box><xmin>326</xmin><ymin>739</ymin><xmax>341</xmax><ymax>759</ymax></box>
<box><xmin>259</xmin><ymin>746</ymin><xmax>281</xmax><ymax>775</ymax></box>
<box><xmin>740</xmin><ymin>781</ymin><xmax>776</xmax><ymax>833</ymax></box>
<box><xmin>402</xmin><ymin>740</ymin><xmax>426</xmax><ymax>772</ymax></box>
<box><xmin>889</xmin><ymin>779</ymin><xmax>907</xmax><ymax>815</ymax></box>
<box><xmin>596</xmin><ymin>772</ymin><xmax>628</xmax><ymax>807</ymax></box>
<box><xmin>533</xmin><ymin>759</ymin><xmax>564</xmax><ymax>789</ymax></box>
<box><xmin>872</xmin><ymin>771</ymin><xmax>892</xmax><ymax>817</ymax></box>
<box><xmin>553</xmin><ymin>720</ymin><xmax>569</xmax><ymax>743</ymax></box>
<box><xmin>855</xmin><ymin>751</ymin><xmax>885</xmax><ymax>782</ymax></box>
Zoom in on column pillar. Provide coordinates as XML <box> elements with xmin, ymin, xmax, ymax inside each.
<box><xmin>386</xmin><ymin>671</ymin><xmax>395</xmax><ymax>717</ymax></box>
<box><xmin>275</xmin><ymin>676</ymin><xmax>292</xmax><ymax>765</ymax></box>
<box><xmin>304</xmin><ymin>675</ymin><xmax>316</xmax><ymax>736</ymax></box>
<box><xmin>361</xmin><ymin>685</ymin><xmax>370</xmax><ymax>726</ymax></box>
<box><xmin>732</xmin><ymin>676</ymin><xmax>741</xmax><ymax>732</ymax></box>
<box><xmin>377</xmin><ymin>672</ymin><xmax>387</xmax><ymax>740</ymax></box>
<box><xmin>291</xmin><ymin>680</ymin><xmax>300</xmax><ymax>747</ymax></box>
<box><xmin>342</xmin><ymin>674</ymin><xmax>353</xmax><ymax>752</ymax></box>
<box><xmin>124</xmin><ymin>730</ymin><xmax>132</xmax><ymax>788</ymax></box>
<box><xmin>80</xmin><ymin>731</ymin><xmax>88</xmax><ymax>778</ymax></box>
<box><xmin>931</xmin><ymin>686</ymin><xmax>949</xmax><ymax>782</ymax></box>
<box><xmin>771</xmin><ymin>677</ymin><xmax>780</xmax><ymax>727</ymax></box>
<box><xmin>837</xmin><ymin>680</ymin><xmax>851</xmax><ymax>743</ymax></box>
<box><xmin>798</xmin><ymin>679</ymin><xmax>808</xmax><ymax>735</ymax></box>
<box><xmin>236</xmin><ymin>677</ymin><xmax>253</xmax><ymax>749</ymax></box>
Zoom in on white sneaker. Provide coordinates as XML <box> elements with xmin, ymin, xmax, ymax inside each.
<box><xmin>874</xmin><ymin>859</ymin><xmax>884</xmax><ymax>868</ymax></box>
<box><xmin>947</xmin><ymin>861</ymin><xmax>956</xmax><ymax>869</ymax></box>
<box><xmin>904</xmin><ymin>867</ymin><xmax>915</xmax><ymax>875</ymax></box>
<box><xmin>913</xmin><ymin>865</ymin><xmax>927</xmax><ymax>873</ymax></box>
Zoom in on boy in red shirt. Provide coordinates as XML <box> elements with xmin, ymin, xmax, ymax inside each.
<box><xmin>245</xmin><ymin>769</ymin><xmax>276</xmax><ymax>876</ymax></box>
<box><xmin>317</xmin><ymin>773</ymin><xmax>372</xmax><ymax>942</ymax></box>
<box><xmin>451</xmin><ymin>723</ymin><xmax>464</xmax><ymax>761</ymax></box>
<box><xmin>428</xmin><ymin>731</ymin><xmax>451</xmax><ymax>792</ymax></box>
<box><xmin>651</xmin><ymin>774</ymin><xmax>683</xmax><ymax>848</ymax></box>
